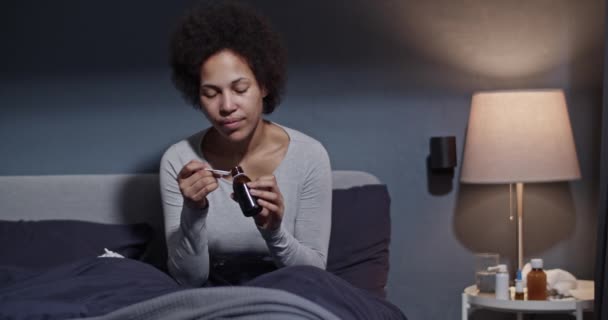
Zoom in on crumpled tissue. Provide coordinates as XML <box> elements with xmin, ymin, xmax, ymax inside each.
<box><xmin>98</xmin><ymin>248</ymin><xmax>125</xmax><ymax>258</ymax></box>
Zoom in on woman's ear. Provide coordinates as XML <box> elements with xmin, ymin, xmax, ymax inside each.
<box><xmin>261</xmin><ymin>86</ymin><xmax>268</xmax><ymax>98</ymax></box>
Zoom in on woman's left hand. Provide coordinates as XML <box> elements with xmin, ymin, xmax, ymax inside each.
<box><xmin>246</xmin><ymin>175</ymin><xmax>284</xmax><ymax>230</ymax></box>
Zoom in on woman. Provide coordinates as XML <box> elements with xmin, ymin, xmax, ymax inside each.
<box><xmin>160</xmin><ymin>1</ymin><xmax>332</xmax><ymax>287</ymax></box>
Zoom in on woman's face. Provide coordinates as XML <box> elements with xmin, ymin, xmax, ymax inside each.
<box><xmin>199</xmin><ymin>49</ymin><xmax>266</xmax><ymax>142</ymax></box>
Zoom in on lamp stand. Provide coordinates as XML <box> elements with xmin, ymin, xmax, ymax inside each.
<box><xmin>516</xmin><ymin>182</ymin><xmax>524</xmax><ymax>270</ymax></box>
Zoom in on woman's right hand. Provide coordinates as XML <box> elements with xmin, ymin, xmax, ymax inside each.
<box><xmin>178</xmin><ymin>160</ymin><xmax>218</xmax><ymax>209</ymax></box>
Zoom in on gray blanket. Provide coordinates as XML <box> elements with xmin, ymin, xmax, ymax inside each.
<box><xmin>78</xmin><ymin>286</ymin><xmax>340</xmax><ymax>320</ymax></box>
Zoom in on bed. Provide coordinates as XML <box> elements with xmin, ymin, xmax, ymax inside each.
<box><xmin>0</xmin><ymin>170</ymin><xmax>406</xmax><ymax>319</ymax></box>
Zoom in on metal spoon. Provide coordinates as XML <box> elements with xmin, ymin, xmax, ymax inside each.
<box><xmin>204</xmin><ymin>168</ymin><xmax>231</xmax><ymax>176</ymax></box>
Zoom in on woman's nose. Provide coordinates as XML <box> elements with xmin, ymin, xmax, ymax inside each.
<box><xmin>219</xmin><ymin>92</ymin><xmax>237</xmax><ymax>114</ymax></box>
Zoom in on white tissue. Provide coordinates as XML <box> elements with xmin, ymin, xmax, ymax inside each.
<box><xmin>98</xmin><ymin>248</ymin><xmax>125</xmax><ymax>258</ymax></box>
<box><xmin>521</xmin><ymin>263</ymin><xmax>578</xmax><ymax>296</ymax></box>
<box><xmin>547</xmin><ymin>269</ymin><xmax>578</xmax><ymax>296</ymax></box>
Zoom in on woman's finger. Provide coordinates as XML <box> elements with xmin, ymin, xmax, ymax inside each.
<box><xmin>182</xmin><ymin>169</ymin><xmax>214</xmax><ymax>188</ymax></box>
<box><xmin>190</xmin><ymin>181</ymin><xmax>218</xmax><ymax>201</ymax></box>
<box><xmin>257</xmin><ymin>198</ymin><xmax>280</xmax><ymax>213</ymax></box>
<box><xmin>249</xmin><ymin>189</ymin><xmax>279</xmax><ymax>202</ymax></box>
<box><xmin>178</xmin><ymin>160</ymin><xmax>208</xmax><ymax>179</ymax></box>
<box><xmin>186</xmin><ymin>177</ymin><xmax>216</xmax><ymax>197</ymax></box>
<box><xmin>247</xmin><ymin>175</ymin><xmax>277</xmax><ymax>189</ymax></box>
<box><xmin>180</xmin><ymin>172</ymin><xmax>214</xmax><ymax>193</ymax></box>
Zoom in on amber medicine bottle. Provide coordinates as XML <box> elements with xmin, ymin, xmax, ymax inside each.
<box><xmin>526</xmin><ymin>258</ymin><xmax>547</xmax><ymax>300</ymax></box>
<box><xmin>231</xmin><ymin>166</ymin><xmax>262</xmax><ymax>217</ymax></box>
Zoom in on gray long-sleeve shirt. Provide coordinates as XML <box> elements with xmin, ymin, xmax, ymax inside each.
<box><xmin>159</xmin><ymin>124</ymin><xmax>332</xmax><ymax>286</ymax></box>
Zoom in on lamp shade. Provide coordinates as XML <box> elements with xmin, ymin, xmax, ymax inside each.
<box><xmin>460</xmin><ymin>89</ymin><xmax>581</xmax><ymax>184</ymax></box>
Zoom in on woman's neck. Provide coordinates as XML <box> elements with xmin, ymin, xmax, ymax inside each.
<box><xmin>205</xmin><ymin>120</ymin><xmax>268</xmax><ymax>166</ymax></box>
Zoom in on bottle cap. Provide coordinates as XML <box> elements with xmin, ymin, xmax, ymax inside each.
<box><xmin>231</xmin><ymin>166</ymin><xmax>244</xmax><ymax>177</ymax></box>
<box><xmin>487</xmin><ymin>264</ymin><xmax>507</xmax><ymax>273</ymax></box>
<box><xmin>531</xmin><ymin>258</ymin><xmax>543</xmax><ymax>269</ymax></box>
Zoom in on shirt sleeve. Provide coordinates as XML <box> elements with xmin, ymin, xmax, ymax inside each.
<box><xmin>258</xmin><ymin>142</ymin><xmax>332</xmax><ymax>269</ymax></box>
<box><xmin>159</xmin><ymin>146</ymin><xmax>210</xmax><ymax>286</ymax></box>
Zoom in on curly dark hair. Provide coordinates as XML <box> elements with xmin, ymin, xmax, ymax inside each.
<box><xmin>169</xmin><ymin>1</ymin><xmax>287</xmax><ymax>114</ymax></box>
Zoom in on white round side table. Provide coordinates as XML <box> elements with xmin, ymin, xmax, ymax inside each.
<box><xmin>461</xmin><ymin>280</ymin><xmax>594</xmax><ymax>320</ymax></box>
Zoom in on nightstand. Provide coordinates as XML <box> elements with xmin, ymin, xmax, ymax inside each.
<box><xmin>461</xmin><ymin>280</ymin><xmax>594</xmax><ymax>320</ymax></box>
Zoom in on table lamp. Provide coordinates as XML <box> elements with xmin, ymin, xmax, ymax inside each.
<box><xmin>460</xmin><ymin>89</ymin><xmax>581</xmax><ymax>270</ymax></box>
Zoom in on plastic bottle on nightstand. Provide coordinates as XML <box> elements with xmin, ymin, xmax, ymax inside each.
<box><xmin>527</xmin><ymin>258</ymin><xmax>547</xmax><ymax>300</ymax></box>
<box><xmin>487</xmin><ymin>264</ymin><xmax>509</xmax><ymax>300</ymax></box>
<box><xmin>514</xmin><ymin>269</ymin><xmax>525</xmax><ymax>300</ymax></box>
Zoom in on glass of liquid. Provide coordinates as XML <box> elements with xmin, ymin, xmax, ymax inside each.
<box><xmin>475</xmin><ymin>253</ymin><xmax>499</xmax><ymax>293</ymax></box>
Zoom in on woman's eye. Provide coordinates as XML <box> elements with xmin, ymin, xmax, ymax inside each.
<box><xmin>201</xmin><ymin>90</ymin><xmax>218</xmax><ymax>98</ymax></box>
<box><xmin>234</xmin><ymin>87</ymin><xmax>248</xmax><ymax>94</ymax></box>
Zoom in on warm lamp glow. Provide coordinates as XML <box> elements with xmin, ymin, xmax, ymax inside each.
<box><xmin>461</xmin><ymin>89</ymin><xmax>581</xmax><ymax>184</ymax></box>
<box><xmin>372</xmin><ymin>1</ymin><xmax>602</xmax><ymax>79</ymax></box>
<box><xmin>460</xmin><ymin>89</ymin><xmax>581</xmax><ymax>270</ymax></box>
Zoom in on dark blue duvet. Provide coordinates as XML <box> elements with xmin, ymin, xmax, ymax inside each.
<box><xmin>0</xmin><ymin>258</ymin><xmax>406</xmax><ymax>320</ymax></box>
<box><xmin>0</xmin><ymin>258</ymin><xmax>181</xmax><ymax>319</ymax></box>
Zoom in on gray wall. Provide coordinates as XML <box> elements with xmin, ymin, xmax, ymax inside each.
<box><xmin>1</xmin><ymin>1</ymin><xmax>604</xmax><ymax>319</ymax></box>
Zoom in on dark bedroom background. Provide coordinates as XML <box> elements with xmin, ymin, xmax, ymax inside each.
<box><xmin>1</xmin><ymin>1</ymin><xmax>605</xmax><ymax>319</ymax></box>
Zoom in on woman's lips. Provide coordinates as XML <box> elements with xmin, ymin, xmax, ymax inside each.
<box><xmin>221</xmin><ymin>118</ymin><xmax>242</xmax><ymax>130</ymax></box>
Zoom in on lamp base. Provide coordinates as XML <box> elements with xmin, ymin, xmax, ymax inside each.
<box><xmin>516</xmin><ymin>182</ymin><xmax>524</xmax><ymax>270</ymax></box>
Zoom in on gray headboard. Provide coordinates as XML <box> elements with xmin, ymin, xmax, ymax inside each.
<box><xmin>0</xmin><ymin>170</ymin><xmax>381</xmax><ymax>266</ymax></box>
<box><xmin>0</xmin><ymin>170</ymin><xmax>379</xmax><ymax>223</ymax></box>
